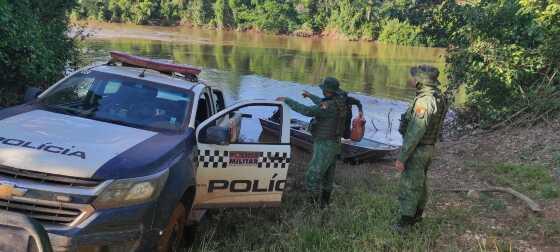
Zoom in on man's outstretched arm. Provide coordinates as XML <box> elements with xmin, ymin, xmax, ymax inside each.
<box><xmin>347</xmin><ymin>96</ymin><xmax>363</xmax><ymax>112</ymax></box>
<box><xmin>283</xmin><ymin>98</ymin><xmax>325</xmax><ymax>117</ymax></box>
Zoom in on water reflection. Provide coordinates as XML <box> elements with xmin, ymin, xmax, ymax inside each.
<box><xmin>84</xmin><ymin>37</ymin><xmax>446</xmax><ymax>101</ymax></box>
<box><xmin>82</xmin><ymin>25</ymin><xmax>447</xmax><ymax>145</ymax></box>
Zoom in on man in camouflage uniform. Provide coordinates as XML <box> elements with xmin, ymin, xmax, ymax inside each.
<box><xmin>394</xmin><ymin>65</ymin><xmax>446</xmax><ymax>232</ymax></box>
<box><xmin>277</xmin><ymin>77</ymin><xmax>347</xmax><ymax>208</ymax></box>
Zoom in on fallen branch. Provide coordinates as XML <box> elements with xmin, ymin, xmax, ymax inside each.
<box><xmin>528</xmin><ymin>108</ymin><xmax>556</xmax><ymax>125</ymax></box>
<box><xmin>490</xmin><ymin>106</ymin><xmax>529</xmax><ymax>131</ymax></box>
<box><xmin>435</xmin><ymin>186</ymin><xmax>543</xmax><ymax>212</ymax></box>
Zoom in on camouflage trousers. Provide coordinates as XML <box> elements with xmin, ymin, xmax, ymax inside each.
<box><xmin>399</xmin><ymin>145</ymin><xmax>435</xmax><ymax>217</ymax></box>
<box><xmin>305</xmin><ymin>139</ymin><xmax>341</xmax><ymax>194</ymax></box>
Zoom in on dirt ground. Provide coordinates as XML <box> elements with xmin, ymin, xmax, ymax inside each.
<box><xmin>410</xmin><ymin>118</ymin><xmax>560</xmax><ymax>251</ymax></box>
<box><xmin>321</xmin><ymin>118</ymin><xmax>560</xmax><ymax>251</ymax></box>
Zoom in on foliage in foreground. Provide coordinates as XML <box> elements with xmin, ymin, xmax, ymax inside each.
<box><xmin>0</xmin><ymin>0</ymin><xmax>79</xmax><ymax>107</ymax></box>
<box><xmin>445</xmin><ymin>0</ymin><xmax>560</xmax><ymax>127</ymax></box>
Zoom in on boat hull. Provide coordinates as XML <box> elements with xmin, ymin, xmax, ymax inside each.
<box><xmin>260</xmin><ymin>118</ymin><xmax>397</xmax><ymax>162</ymax></box>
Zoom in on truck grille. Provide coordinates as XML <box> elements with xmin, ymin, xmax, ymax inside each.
<box><xmin>0</xmin><ymin>197</ymin><xmax>85</xmax><ymax>226</ymax></box>
<box><xmin>0</xmin><ymin>165</ymin><xmax>100</xmax><ymax>187</ymax></box>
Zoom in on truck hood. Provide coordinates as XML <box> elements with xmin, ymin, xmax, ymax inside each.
<box><xmin>0</xmin><ymin>110</ymin><xmax>157</xmax><ymax>178</ymax></box>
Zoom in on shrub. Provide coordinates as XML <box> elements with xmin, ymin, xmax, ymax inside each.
<box><xmin>253</xmin><ymin>0</ymin><xmax>299</xmax><ymax>34</ymax></box>
<box><xmin>378</xmin><ymin>19</ymin><xmax>424</xmax><ymax>46</ymax></box>
<box><xmin>445</xmin><ymin>0</ymin><xmax>560</xmax><ymax>127</ymax></box>
<box><xmin>213</xmin><ymin>0</ymin><xmax>235</xmax><ymax>29</ymax></box>
<box><xmin>329</xmin><ymin>0</ymin><xmax>382</xmax><ymax>40</ymax></box>
<box><xmin>0</xmin><ymin>0</ymin><xmax>79</xmax><ymax>107</ymax></box>
<box><xmin>189</xmin><ymin>0</ymin><xmax>214</xmax><ymax>26</ymax></box>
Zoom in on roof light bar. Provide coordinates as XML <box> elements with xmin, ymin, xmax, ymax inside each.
<box><xmin>109</xmin><ymin>51</ymin><xmax>201</xmax><ymax>77</ymax></box>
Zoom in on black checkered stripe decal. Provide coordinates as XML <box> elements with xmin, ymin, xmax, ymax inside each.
<box><xmin>198</xmin><ymin>150</ymin><xmax>290</xmax><ymax>169</ymax></box>
<box><xmin>258</xmin><ymin>152</ymin><xmax>291</xmax><ymax>169</ymax></box>
<box><xmin>198</xmin><ymin>149</ymin><xmax>229</xmax><ymax>168</ymax></box>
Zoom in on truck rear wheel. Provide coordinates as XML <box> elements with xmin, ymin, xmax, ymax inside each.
<box><xmin>158</xmin><ymin>203</ymin><xmax>187</xmax><ymax>252</ymax></box>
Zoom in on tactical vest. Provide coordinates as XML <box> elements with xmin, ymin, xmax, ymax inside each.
<box><xmin>419</xmin><ymin>91</ymin><xmax>446</xmax><ymax>145</ymax></box>
<box><xmin>309</xmin><ymin>96</ymin><xmax>347</xmax><ymax>141</ymax></box>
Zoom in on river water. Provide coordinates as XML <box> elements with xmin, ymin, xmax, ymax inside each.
<box><xmin>82</xmin><ymin>23</ymin><xmax>447</xmax><ymax>146</ymax></box>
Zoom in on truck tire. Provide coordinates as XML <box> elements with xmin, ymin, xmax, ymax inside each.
<box><xmin>158</xmin><ymin>203</ymin><xmax>188</xmax><ymax>252</ymax></box>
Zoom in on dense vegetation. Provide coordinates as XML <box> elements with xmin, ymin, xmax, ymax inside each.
<box><xmin>0</xmin><ymin>0</ymin><xmax>79</xmax><ymax>107</ymax></box>
<box><xmin>444</xmin><ymin>0</ymin><xmax>560</xmax><ymax>127</ymax></box>
<box><xmin>74</xmin><ymin>0</ymin><xmax>456</xmax><ymax>46</ymax></box>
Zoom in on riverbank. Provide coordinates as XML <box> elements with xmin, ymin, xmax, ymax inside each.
<box><xmin>188</xmin><ymin>121</ymin><xmax>560</xmax><ymax>251</ymax></box>
<box><xmin>72</xmin><ymin>1</ymin><xmax>456</xmax><ymax>47</ymax></box>
<box><xmin>79</xmin><ymin>21</ymin><xmax>446</xmax><ymax>54</ymax></box>
<box><xmin>78</xmin><ymin>20</ymin><xmax>351</xmax><ymax>42</ymax></box>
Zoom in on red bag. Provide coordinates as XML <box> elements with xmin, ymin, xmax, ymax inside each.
<box><xmin>350</xmin><ymin>115</ymin><xmax>366</xmax><ymax>141</ymax></box>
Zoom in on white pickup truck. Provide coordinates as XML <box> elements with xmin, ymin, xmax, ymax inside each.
<box><xmin>0</xmin><ymin>52</ymin><xmax>292</xmax><ymax>251</ymax></box>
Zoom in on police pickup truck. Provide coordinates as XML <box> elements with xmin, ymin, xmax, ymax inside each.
<box><xmin>0</xmin><ymin>52</ymin><xmax>292</xmax><ymax>251</ymax></box>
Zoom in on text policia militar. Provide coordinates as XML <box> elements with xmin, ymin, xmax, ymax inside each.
<box><xmin>0</xmin><ymin>137</ymin><xmax>87</xmax><ymax>159</ymax></box>
<box><xmin>208</xmin><ymin>173</ymin><xmax>286</xmax><ymax>193</ymax></box>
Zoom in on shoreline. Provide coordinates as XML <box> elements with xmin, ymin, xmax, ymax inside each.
<box><xmin>76</xmin><ymin>21</ymin><xmax>446</xmax><ymax>52</ymax></box>
<box><xmin>77</xmin><ymin>20</ymin><xmax>365</xmax><ymax>42</ymax></box>
<box><xmin>77</xmin><ymin>22</ymin><xmax>448</xmax><ymax>68</ymax></box>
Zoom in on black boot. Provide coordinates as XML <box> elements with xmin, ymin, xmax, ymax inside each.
<box><xmin>413</xmin><ymin>208</ymin><xmax>424</xmax><ymax>223</ymax></box>
<box><xmin>320</xmin><ymin>191</ymin><xmax>332</xmax><ymax>209</ymax></box>
<box><xmin>392</xmin><ymin>216</ymin><xmax>416</xmax><ymax>233</ymax></box>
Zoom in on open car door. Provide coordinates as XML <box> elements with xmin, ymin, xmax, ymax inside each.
<box><xmin>193</xmin><ymin>100</ymin><xmax>291</xmax><ymax>208</ymax></box>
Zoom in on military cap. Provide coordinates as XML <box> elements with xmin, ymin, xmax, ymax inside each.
<box><xmin>319</xmin><ymin>77</ymin><xmax>340</xmax><ymax>93</ymax></box>
<box><xmin>410</xmin><ymin>65</ymin><xmax>440</xmax><ymax>85</ymax></box>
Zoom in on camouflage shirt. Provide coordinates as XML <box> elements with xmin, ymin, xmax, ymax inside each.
<box><xmin>398</xmin><ymin>85</ymin><xmax>445</xmax><ymax>163</ymax></box>
<box><xmin>284</xmin><ymin>95</ymin><xmax>347</xmax><ymax>141</ymax></box>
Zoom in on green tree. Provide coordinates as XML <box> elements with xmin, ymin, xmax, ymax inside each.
<box><xmin>446</xmin><ymin>0</ymin><xmax>560</xmax><ymax>126</ymax></box>
<box><xmin>330</xmin><ymin>0</ymin><xmax>382</xmax><ymax>40</ymax></box>
<box><xmin>253</xmin><ymin>0</ymin><xmax>300</xmax><ymax>34</ymax></box>
<box><xmin>130</xmin><ymin>0</ymin><xmax>158</xmax><ymax>24</ymax></box>
<box><xmin>160</xmin><ymin>0</ymin><xmax>181</xmax><ymax>25</ymax></box>
<box><xmin>190</xmin><ymin>0</ymin><xmax>214</xmax><ymax>25</ymax></box>
<box><xmin>0</xmin><ymin>0</ymin><xmax>79</xmax><ymax>107</ymax></box>
<box><xmin>214</xmin><ymin>0</ymin><xmax>235</xmax><ymax>28</ymax></box>
<box><xmin>379</xmin><ymin>19</ymin><xmax>424</xmax><ymax>46</ymax></box>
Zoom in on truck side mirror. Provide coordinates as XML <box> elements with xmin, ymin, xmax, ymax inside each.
<box><xmin>204</xmin><ymin>126</ymin><xmax>230</xmax><ymax>145</ymax></box>
<box><xmin>24</xmin><ymin>87</ymin><xmax>43</xmax><ymax>103</ymax></box>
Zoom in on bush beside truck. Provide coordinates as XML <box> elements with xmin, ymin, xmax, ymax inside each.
<box><xmin>0</xmin><ymin>0</ymin><xmax>79</xmax><ymax>108</ymax></box>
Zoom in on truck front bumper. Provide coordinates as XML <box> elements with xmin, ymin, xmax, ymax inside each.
<box><xmin>46</xmin><ymin>202</ymin><xmax>160</xmax><ymax>252</ymax></box>
<box><xmin>48</xmin><ymin>228</ymin><xmax>144</xmax><ymax>251</ymax></box>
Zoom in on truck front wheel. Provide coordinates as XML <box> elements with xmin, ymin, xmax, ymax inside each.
<box><xmin>158</xmin><ymin>203</ymin><xmax>187</xmax><ymax>252</ymax></box>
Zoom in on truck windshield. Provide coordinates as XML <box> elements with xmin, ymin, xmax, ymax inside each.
<box><xmin>38</xmin><ymin>70</ymin><xmax>194</xmax><ymax>132</ymax></box>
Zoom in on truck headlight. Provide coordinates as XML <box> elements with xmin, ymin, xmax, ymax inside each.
<box><xmin>93</xmin><ymin>169</ymin><xmax>169</xmax><ymax>209</ymax></box>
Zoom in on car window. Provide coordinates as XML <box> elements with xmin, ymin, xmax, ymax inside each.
<box><xmin>199</xmin><ymin>104</ymin><xmax>282</xmax><ymax>144</ymax></box>
<box><xmin>42</xmin><ymin>77</ymin><xmax>95</xmax><ymax>105</ymax></box>
<box><xmin>39</xmin><ymin>70</ymin><xmax>194</xmax><ymax>132</ymax></box>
